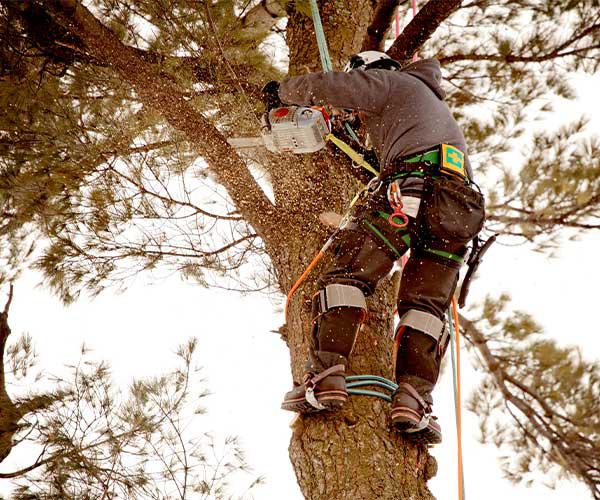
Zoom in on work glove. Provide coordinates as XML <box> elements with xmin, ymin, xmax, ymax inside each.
<box><xmin>261</xmin><ymin>80</ymin><xmax>282</xmax><ymax>111</ymax></box>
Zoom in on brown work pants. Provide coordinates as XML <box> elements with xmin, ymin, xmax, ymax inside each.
<box><xmin>315</xmin><ymin>175</ymin><xmax>485</xmax><ymax>384</ymax></box>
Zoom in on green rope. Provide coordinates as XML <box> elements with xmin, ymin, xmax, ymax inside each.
<box><xmin>346</xmin><ymin>376</ymin><xmax>398</xmax><ymax>392</ymax></box>
<box><xmin>347</xmin><ymin>388</ymin><xmax>393</xmax><ymax>402</ymax></box>
<box><xmin>447</xmin><ymin>308</ymin><xmax>466</xmax><ymax>499</ymax></box>
<box><xmin>308</xmin><ymin>0</ymin><xmax>333</xmax><ymax>72</ymax></box>
<box><xmin>346</xmin><ymin>374</ymin><xmax>398</xmax><ymax>402</ymax></box>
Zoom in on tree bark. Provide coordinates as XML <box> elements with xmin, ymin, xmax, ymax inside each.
<box><xmin>283</xmin><ymin>3</ymin><xmax>436</xmax><ymax>498</ymax></box>
<box><xmin>387</xmin><ymin>0</ymin><xmax>462</xmax><ymax>63</ymax></box>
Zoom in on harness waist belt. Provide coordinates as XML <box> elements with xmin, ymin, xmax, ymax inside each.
<box><xmin>383</xmin><ymin>144</ymin><xmax>468</xmax><ymax>182</ymax></box>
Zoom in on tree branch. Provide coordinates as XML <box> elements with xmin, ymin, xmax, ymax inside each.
<box><xmin>439</xmin><ymin>44</ymin><xmax>600</xmax><ymax>65</ymax></box>
<box><xmin>459</xmin><ymin>313</ymin><xmax>600</xmax><ymax>498</ymax></box>
<box><xmin>362</xmin><ymin>0</ymin><xmax>406</xmax><ymax>52</ymax></box>
<box><xmin>30</xmin><ymin>1</ymin><xmax>278</xmax><ymax>242</ymax></box>
<box><xmin>241</xmin><ymin>0</ymin><xmax>286</xmax><ymax>32</ymax></box>
<box><xmin>387</xmin><ymin>0</ymin><xmax>462</xmax><ymax>62</ymax></box>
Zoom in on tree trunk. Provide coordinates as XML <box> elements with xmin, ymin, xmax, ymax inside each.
<box><xmin>283</xmin><ymin>262</ymin><xmax>437</xmax><ymax>499</ymax></box>
<box><xmin>281</xmin><ymin>4</ymin><xmax>436</xmax><ymax>498</ymax></box>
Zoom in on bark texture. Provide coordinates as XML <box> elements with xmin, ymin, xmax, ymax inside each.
<box><xmin>387</xmin><ymin>0</ymin><xmax>462</xmax><ymax>62</ymax></box>
<box><xmin>282</xmin><ymin>3</ymin><xmax>437</xmax><ymax>498</ymax></box>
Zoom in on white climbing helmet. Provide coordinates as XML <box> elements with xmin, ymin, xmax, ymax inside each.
<box><xmin>344</xmin><ymin>50</ymin><xmax>401</xmax><ymax>72</ymax></box>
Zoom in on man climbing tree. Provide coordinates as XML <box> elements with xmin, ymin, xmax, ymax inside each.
<box><xmin>268</xmin><ymin>51</ymin><xmax>485</xmax><ymax>445</ymax></box>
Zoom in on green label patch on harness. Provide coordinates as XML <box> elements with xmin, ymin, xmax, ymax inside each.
<box><xmin>440</xmin><ymin>144</ymin><xmax>465</xmax><ymax>179</ymax></box>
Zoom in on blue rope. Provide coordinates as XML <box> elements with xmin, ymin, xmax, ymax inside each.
<box><xmin>347</xmin><ymin>388</ymin><xmax>393</xmax><ymax>402</ymax></box>
<box><xmin>346</xmin><ymin>375</ymin><xmax>398</xmax><ymax>392</ymax></box>
<box><xmin>309</xmin><ymin>0</ymin><xmax>333</xmax><ymax>72</ymax></box>
<box><xmin>347</xmin><ymin>380</ymin><xmax>396</xmax><ymax>392</ymax></box>
<box><xmin>346</xmin><ymin>374</ymin><xmax>397</xmax><ymax>402</ymax></box>
<box><xmin>448</xmin><ymin>308</ymin><xmax>466</xmax><ymax>500</ymax></box>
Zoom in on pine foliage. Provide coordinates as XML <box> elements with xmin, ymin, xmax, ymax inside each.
<box><xmin>2</xmin><ymin>333</ymin><xmax>262</xmax><ymax>499</ymax></box>
<box><xmin>1</xmin><ymin>0</ymin><xmax>599</xmax><ymax>496</ymax></box>
<box><xmin>464</xmin><ymin>295</ymin><xmax>600</xmax><ymax>495</ymax></box>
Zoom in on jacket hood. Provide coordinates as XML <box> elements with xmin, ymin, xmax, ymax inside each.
<box><xmin>401</xmin><ymin>59</ymin><xmax>445</xmax><ymax>100</ymax></box>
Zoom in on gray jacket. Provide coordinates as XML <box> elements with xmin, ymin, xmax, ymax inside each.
<box><xmin>279</xmin><ymin>59</ymin><xmax>473</xmax><ymax>179</ymax></box>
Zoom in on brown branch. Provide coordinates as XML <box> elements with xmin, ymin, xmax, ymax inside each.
<box><xmin>105</xmin><ymin>165</ymin><xmax>243</xmax><ymax>222</ymax></box>
<box><xmin>7</xmin><ymin>1</ymin><xmax>262</xmax><ymax>96</ymax></box>
<box><xmin>439</xmin><ymin>44</ymin><xmax>600</xmax><ymax>65</ymax></box>
<box><xmin>103</xmin><ymin>234</ymin><xmax>259</xmax><ymax>260</ymax></box>
<box><xmin>460</xmin><ymin>313</ymin><xmax>600</xmax><ymax>498</ymax></box>
<box><xmin>102</xmin><ymin>140</ymin><xmax>175</xmax><ymax>157</ymax></box>
<box><xmin>438</xmin><ymin>18</ymin><xmax>600</xmax><ymax>65</ymax></box>
<box><xmin>487</xmin><ymin>213</ymin><xmax>600</xmax><ymax>231</ymax></box>
<box><xmin>15</xmin><ymin>393</ymin><xmax>64</xmax><ymax>417</ymax></box>
<box><xmin>362</xmin><ymin>0</ymin><xmax>405</xmax><ymax>52</ymax></box>
<box><xmin>43</xmin><ymin>0</ymin><xmax>276</xmax><ymax>242</ymax></box>
<box><xmin>387</xmin><ymin>0</ymin><xmax>462</xmax><ymax>62</ymax></box>
<box><xmin>0</xmin><ymin>421</ymin><xmax>145</xmax><ymax>478</ymax></box>
<box><xmin>1</xmin><ymin>285</ymin><xmax>13</xmax><ymax>316</ymax></box>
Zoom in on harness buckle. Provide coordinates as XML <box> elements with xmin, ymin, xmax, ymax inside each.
<box><xmin>366</xmin><ymin>176</ymin><xmax>382</xmax><ymax>193</ymax></box>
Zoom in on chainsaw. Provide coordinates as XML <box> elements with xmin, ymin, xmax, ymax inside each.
<box><xmin>227</xmin><ymin>106</ymin><xmax>331</xmax><ymax>154</ymax></box>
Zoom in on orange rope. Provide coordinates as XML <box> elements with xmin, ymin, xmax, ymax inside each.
<box><xmin>451</xmin><ymin>296</ymin><xmax>464</xmax><ymax>500</ymax></box>
<box><xmin>285</xmin><ymin>251</ymin><xmax>325</xmax><ymax>323</ymax></box>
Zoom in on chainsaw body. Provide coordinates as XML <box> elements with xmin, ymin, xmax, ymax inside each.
<box><xmin>262</xmin><ymin>106</ymin><xmax>330</xmax><ymax>154</ymax></box>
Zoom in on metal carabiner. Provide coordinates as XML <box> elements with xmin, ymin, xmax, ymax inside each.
<box><xmin>366</xmin><ymin>175</ymin><xmax>382</xmax><ymax>193</ymax></box>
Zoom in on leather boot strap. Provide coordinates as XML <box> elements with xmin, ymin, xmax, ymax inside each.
<box><xmin>304</xmin><ymin>364</ymin><xmax>345</xmax><ymax>387</ymax></box>
<box><xmin>398</xmin><ymin>382</ymin><xmax>431</xmax><ymax>412</ymax></box>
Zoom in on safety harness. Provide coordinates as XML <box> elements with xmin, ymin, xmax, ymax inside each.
<box><xmin>285</xmin><ymin>3</ymin><xmax>497</xmax><ymax>499</ymax></box>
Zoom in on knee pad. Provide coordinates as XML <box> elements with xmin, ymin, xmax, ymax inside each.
<box><xmin>394</xmin><ymin>309</ymin><xmax>446</xmax><ymax>346</ymax></box>
<box><xmin>393</xmin><ymin>310</ymin><xmax>448</xmax><ymax>384</ymax></box>
<box><xmin>310</xmin><ymin>284</ymin><xmax>367</xmax><ymax>357</ymax></box>
<box><xmin>314</xmin><ymin>284</ymin><xmax>367</xmax><ymax>316</ymax></box>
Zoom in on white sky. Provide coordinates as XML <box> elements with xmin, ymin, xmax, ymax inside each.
<box><xmin>2</xmin><ymin>227</ymin><xmax>598</xmax><ymax>499</ymax></box>
<box><xmin>1</xmin><ymin>65</ymin><xmax>599</xmax><ymax>500</ymax></box>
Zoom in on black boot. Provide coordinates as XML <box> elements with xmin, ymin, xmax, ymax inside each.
<box><xmin>391</xmin><ymin>375</ymin><xmax>441</xmax><ymax>445</ymax></box>
<box><xmin>281</xmin><ymin>351</ymin><xmax>348</xmax><ymax>413</ymax></box>
<box><xmin>281</xmin><ymin>285</ymin><xmax>367</xmax><ymax>414</ymax></box>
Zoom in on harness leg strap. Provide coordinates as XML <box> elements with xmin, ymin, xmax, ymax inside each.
<box><xmin>394</xmin><ymin>309</ymin><xmax>445</xmax><ymax>345</ymax></box>
<box><xmin>316</xmin><ymin>284</ymin><xmax>367</xmax><ymax>315</ymax></box>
